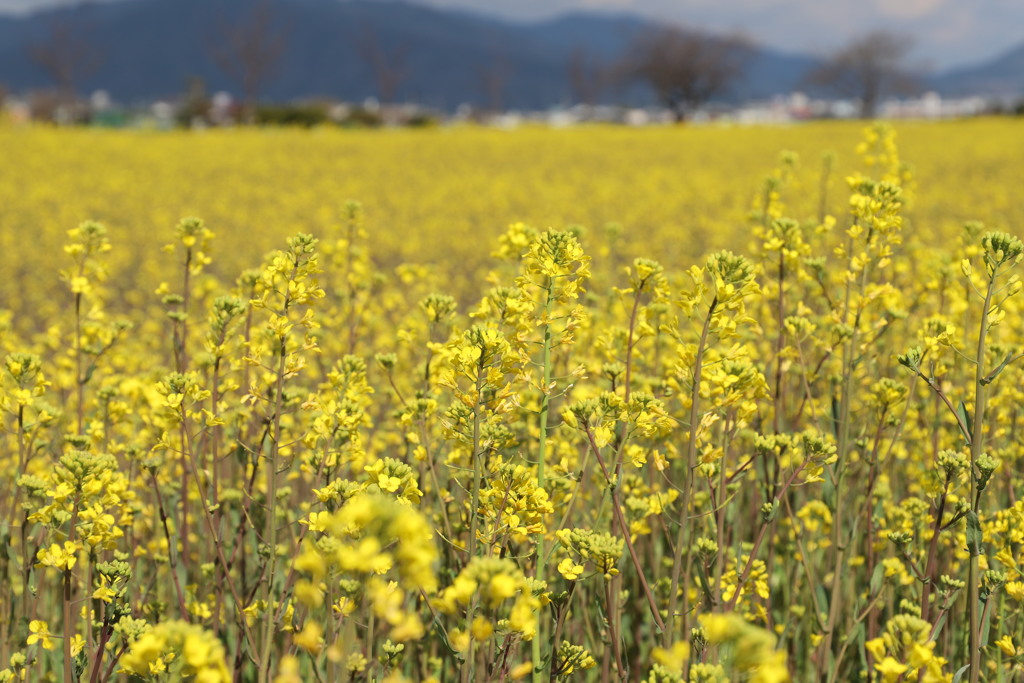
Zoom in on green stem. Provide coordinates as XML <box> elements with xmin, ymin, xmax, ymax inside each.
<box><xmin>74</xmin><ymin>290</ymin><xmax>84</xmax><ymax>435</ymax></box>
<box><xmin>259</xmin><ymin>334</ymin><xmax>289</xmax><ymax>682</ymax></box>
<box><xmin>63</xmin><ymin>499</ymin><xmax>80</xmax><ymax>683</ymax></box>
<box><xmin>180</xmin><ymin>411</ymin><xmax>261</xmax><ymax>671</ymax></box>
<box><xmin>968</xmin><ymin>276</ymin><xmax>995</xmax><ymax>683</ymax></box>
<box><xmin>534</xmin><ymin>282</ymin><xmax>554</xmax><ymax>683</ymax></box>
<box><xmin>466</xmin><ymin>368</ymin><xmax>486</xmax><ymax>562</ymax></box>
<box><xmin>463</xmin><ymin>365</ymin><xmax>486</xmax><ymax>683</ymax></box>
<box><xmin>667</xmin><ymin>296</ymin><xmax>717</xmax><ymax>642</ymax></box>
<box><xmin>604</xmin><ymin>578</ymin><xmax>624</xmax><ymax>680</ymax></box>
<box><xmin>581</xmin><ymin>426</ymin><xmax>666</xmax><ymax>634</ymax></box>
<box><xmin>773</xmin><ymin>251</ymin><xmax>786</xmax><ymax>433</ymax></box>
<box><xmin>819</xmin><ymin>236</ymin><xmax>871</xmax><ymax>672</ymax></box>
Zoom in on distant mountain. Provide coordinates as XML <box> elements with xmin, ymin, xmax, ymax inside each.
<box><xmin>0</xmin><ymin>0</ymin><xmax>1019</xmax><ymax>108</ymax></box>
<box><xmin>932</xmin><ymin>41</ymin><xmax>1024</xmax><ymax>96</ymax></box>
<box><xmin>0</xmin><ymin>0</ymin><xmax>825</xmax><ymax>108</ymax></box>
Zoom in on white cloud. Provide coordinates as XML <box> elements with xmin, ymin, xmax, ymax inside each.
<box><xmin>876</xmin><ymin>0</ymin><xmax>946</xmax><ymax>18</ymax></box>
<box><xmin>577</xmin><ymin>0</ymin><xmax>638</xmax><ymax>7</ymax></box>
<box><xmin>0</xmin><ymin>0</ymin><xmax>123</xmax><ymax>13</ymax></box>
<box><xmin>871</xmin><ymin>0</ymin><xmax>946</xmax><ymax>20</ymax></box>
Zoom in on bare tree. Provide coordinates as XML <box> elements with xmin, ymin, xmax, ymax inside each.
<box><xmin>477</xmin><ymin>56</ymin><xmax>511</xmax><ymax>113</ymax></box>
<box><xmin>177</xmin><ymin>76</ymin><xmax>210</xmax><ymax>127</ymax></box>
<box><xmin>209</xmin><ymin>0</ymin><xmax>288</xmax><ymax>122</ymax></box>
<box><xmin>808</xmin><ymin>30</ymin><xmax>919</xmax><ymax>118</ymax></box>
<box><xmin>358</xmin><ymin>29</ymin><xmax>409</xmax><ymax>104</ymax></box>
<box><xmin>567</xmin><ymin>47</ymin><xmax>610</xmax><ymax>105</ymax></box>
<box><xmin>27</xmin><ymin>4</ymin><xmax>104</xmax><ymax>99</ymax></box>
<box><xmin>626</xmin><ymin>26</ymin><xmax>751</xmax><ymax>121</ymax></box>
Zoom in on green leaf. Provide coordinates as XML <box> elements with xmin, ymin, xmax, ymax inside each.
<box><xmin>830</xmin><ymin>394</ymin><xmax>841</xmax><ymax>438</ymax></box>
<box><xmin>980</xmin><ymin>602</ymin><xmax>992</xmax><ymax>646</ymax></box>
<box><xmin>966</xmin><ymin>511</ymin><xmax>982</xmax><ymax>556</ymax></box>
<box><xmin>931</xmin><ymin>611</ymin><xmax>948</xmax><ymax>640</ymax></box>
<box><xmin>953</xmin><ymin>664</ymin><xmax>971</xmax><ymax>683</ymax></box>
<box><xmin>0</xmin><ymin>522</ymin><xmax>10</xmax><ymax>562</ymax></box>
<box><xmin>870</xmin><ymin>561</ymin><xmax>884</xmax><ymax>596</ymax></box>
<box><xmin>74</xmin><ymin>649</ymin><xmax>89</xmax><ymax>679</ymax></box>
<box><xmin>980</xmin><ymin>352</ymin><xmax>1019</xmax><ymax>386</ymax></box>
<box><xmin>234</xmin><ymin>442</ymin><xmax>248</xmax><ymax>466</ymax></box>
<box><xmin>174</xmin><ymin>562</ymin><xmax>188</xmax><ymax>604</ymax></box>
<box><xmin>854</xmin><ymin>621</ymin><xmax>868</xmax><ymax>671</ymax></box>
<box><xmin>432</xmin><ymin>613</ymin><xmax>461</xmax><ymax>656</ymax></box>
<box><xmin>956</xmin><ymin>401</ymin><xmax>973</xmax><ymax>445</ymax></box>
<box><xmin>816</xmin><ymin>584</ymin><xmax>829</xmax><ymax>624</ymax></box>
<box><xmin>841</xmin><ymin>620</ymin><xmax>864</xmax><ymax>646</ymax></box>
<box><xmin>696</xmin><ymin>561</ymin><xmax>715</xmax><ymax>607</ymax></box>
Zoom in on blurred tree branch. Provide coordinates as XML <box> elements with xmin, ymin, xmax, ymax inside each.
<box><xmin>209</xmin><ymin>0</ymin><xmax>289</xmax><ymax>123</ymax></box>
<box><xmin>27</xmin><ymin>3</ymin><xmax>104</xmax><ymax>99</ymax></box>
<box><xmin>807</xmin><ymin>30</ymin><xmax>920</xmax><ymax>118</ymax></box>
<box><xmin>624</xmin><ymin>26</ymin><xmax>751</xmax><ymax>121</ymax></box>
<box><xmin>358</xmin><ymin>28</ymin><xmax>409</xmax><ymax>105</ymax></box>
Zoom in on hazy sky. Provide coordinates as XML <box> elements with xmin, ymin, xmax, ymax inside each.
<box><xmin>2</xmin><ymin>0</ymin><xmax>1021</xmax><ymax>70</ymax></box>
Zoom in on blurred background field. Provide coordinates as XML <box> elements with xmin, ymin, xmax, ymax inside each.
<box><xmin>1</xmin><ymin>118</ymin><xmax>1021</xmax><ymax>331</ymax></box>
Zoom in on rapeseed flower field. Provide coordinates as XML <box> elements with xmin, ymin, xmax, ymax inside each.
<box><xmin>0</xmin><ymin>119</ymin><xmax>1023</xmax><ymax>682</ymax></box>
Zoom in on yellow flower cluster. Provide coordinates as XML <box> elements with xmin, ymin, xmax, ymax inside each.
<box><xmin>434</xmin><ymin>556</ymin><xmax>544</xmax><ymax>645</ymax></box>
<box><xmin>120</xmin><ymin>620</ymin><xmax>230</xmax><ymax>682</ymax></box>
<box><xmin>2</xmin><ymin>119</ymin><xmax>1024</xmax><ymax>682</ymax></box>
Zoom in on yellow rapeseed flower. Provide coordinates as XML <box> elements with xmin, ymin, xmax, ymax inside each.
<box><xmin>26</xmin><ymin>621</ymin><xmax>55</xmax><ymax>650</ymax></box>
